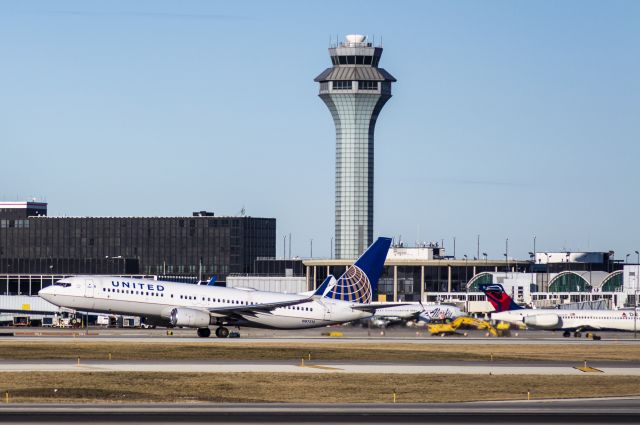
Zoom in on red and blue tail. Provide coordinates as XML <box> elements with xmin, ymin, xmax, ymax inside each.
<box><xmin>479</xmin><ymin>284</ymin><xmax>522</xmax><ymax>312</ymax></box>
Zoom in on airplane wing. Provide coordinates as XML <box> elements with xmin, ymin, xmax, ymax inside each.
<box><xmin>206</xmin><ymin>296</ymin><xmax>314</xmax><ymax>318</ymax></box>
<box><xmin>350</xmin><ymin>303</ymin><xmax>413</xmax><ymax>313</ymax></box>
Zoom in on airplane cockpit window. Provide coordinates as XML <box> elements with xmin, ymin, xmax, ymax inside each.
<box><xmin>54</xmin><ymin>281</ymin><xmax>72</xmax><ymax>287</ymax></box>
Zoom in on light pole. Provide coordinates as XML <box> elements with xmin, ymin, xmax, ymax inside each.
<box><xmin>529</xmin><ymin>252</ymin><xmax>534</xmax><ymax>288</ymax></box>
<box><xmin>545</xmin><ymin>253</ymin><xmax>550</xmax><ymax>292</ymax></box>
<box><xmin>626</xmin><ymin>253</ymin><xmax>631</xmax><ymax>263</ymax></box>
<box><xmin>505</xmin><ymin>238</ymin><xmax>509</xmax><ymax>275</ymax></box>
<box><xmin>464</xmin><ymin>254</ymin><xmax>469</xmax><ymax>314</ymax></box>
<box><xmin>310</xmin><ymin>239</ymin><xmax>313</xmax><ymax>258</ymax></box>
<box><xmin>482</xmin><ymin>253</ymin><xmax>487</xmax><ymax>265</ymax></box>
<box><xmin>635</xmin><ymin>289</ymin><xmax>639</xmax><ymax>339</ymax></box>
<box><xmin>463</xmin><ymin>254</ymin><xmax>468</xmax><ymax>285</ymax></box>
<box><xmin>453</xmin><ymin>236</ymin><xmax>456</xmax><ymax>258</ymax></box>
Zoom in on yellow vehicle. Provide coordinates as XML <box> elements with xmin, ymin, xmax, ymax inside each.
<box><xmin>428</xmin><ymin>316</ymin><xmax>499</xmax><ymax>337</ymax></box>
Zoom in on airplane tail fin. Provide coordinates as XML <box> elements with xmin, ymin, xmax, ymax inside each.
<box><xmin>313</xmin><ymin>275</ymin><xmax>336</xmax><ymax>297</ymax></box>
<box><xmin>323</xmin><ymin>237</ymin><xmax>392</xmax><ymax>304</ymax></box>
<box><xmin>479</xmin><ymin>283</ymin><xmax>523</xmax><ymax>312</ymax></box>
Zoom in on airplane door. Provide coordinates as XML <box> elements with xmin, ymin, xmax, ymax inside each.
<box><xmin>323</xmin><ymin>304</ymin><xmax>332</xmax><ymax>321</ymax></box>
<box><xmin>85</xmin><ymin>279</ymin><xmax>95</xmax><ymax>298</ymax></box>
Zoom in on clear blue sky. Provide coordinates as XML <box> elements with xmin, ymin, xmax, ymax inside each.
<box><xmin>1</xmin><ymin>0</ymin><xmax>638</xmax><ymax>260</ymax></box>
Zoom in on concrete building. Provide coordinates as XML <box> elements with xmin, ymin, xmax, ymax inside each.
<box><xmin>315</xmin><ymin>35</ymin><xmax>396</xmax><ymax>259</ymax></box>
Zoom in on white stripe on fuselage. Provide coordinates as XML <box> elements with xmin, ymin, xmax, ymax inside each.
<box><xmin>39</xmin><ymin>276</ymin><xmax>372</xmax><ymax>329</ymax></box>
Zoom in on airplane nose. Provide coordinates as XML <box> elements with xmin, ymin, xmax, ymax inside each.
<box><xmin>38</xmin><ymin>286</ymin><xmax>54</xmax><ymax>300</ymax></box>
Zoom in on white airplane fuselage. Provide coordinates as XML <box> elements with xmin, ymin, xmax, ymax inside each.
<box><xmin>492</xmin><ymin>308</ymin><xmax>639</xmax><ymax>332</ymax></box>
<box><xmin>39</xmin><ymin>276</ymin><xmax>373</xmax><ymax>330</ymax></box>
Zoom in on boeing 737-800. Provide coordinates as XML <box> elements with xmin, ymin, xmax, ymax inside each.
<box><xmin>39</xmin><ymin>237</ymin><xmax>395</xmax><ymax>337</ymax></box>
<box><xmin>481</xmin><ymin>283</ymin><xmax>638</xmax><ymax>337</ymax></box>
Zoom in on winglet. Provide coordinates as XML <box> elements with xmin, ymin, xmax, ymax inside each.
<box><xmin>207</xmin><ymin>275</ymin><xmax>218</xmax><ymax>286</ymax></box>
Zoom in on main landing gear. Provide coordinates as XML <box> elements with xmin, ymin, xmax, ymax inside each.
<box><xmin>197</xmin><ymin>327</ymin><xmax>211</xmax><ymax>338</ymax></box>
<box><xmin>196</xmin><ymin>327</ymin><xmax>230</xmax><ymax>338</ymax></box>
<box><xmin>215</xmin><ymin>327</ymin><xmax>230</xmax><ymax>338</ymax></box>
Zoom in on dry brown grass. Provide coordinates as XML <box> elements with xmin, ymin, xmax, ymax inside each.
<box><xmin>0</xmin><ymin>372</ymin><xmax>639</xmax><ymax>403</ymax></box>
<box><xmin>0</xmin><ymin>341</ymin><xmax>638</xmax><ymax>362</ymax></box>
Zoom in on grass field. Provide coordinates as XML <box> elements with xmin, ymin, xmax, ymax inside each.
<box><xmin>0</xmin><ymin>372</ymin><xmax>639</xmax><ymax>403</ymax></box>
<box><xmin>0</xmin><ymin>341</ymin><xmax>638</xmax><ymax>362</ymax></box>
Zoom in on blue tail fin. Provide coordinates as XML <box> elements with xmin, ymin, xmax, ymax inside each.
<box><xmin>479</xmin><ymin>283</ymin><xmax>523</xmax><ymax>312</ymax></box>
<box><xmin>313</xmin><ymin>275</ymin><xmax>336</xmax><ymax>297</ymax></box>
<box><xmin>324</xmin><ymin>237</ymin><xmax>392</xmax><ymax>304</ymax></box>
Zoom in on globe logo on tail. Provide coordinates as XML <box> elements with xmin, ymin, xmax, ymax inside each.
<box><xmin>329</xmin><ymin>265</ymin><xmax>372</xmax><ymax>304</ymax></box>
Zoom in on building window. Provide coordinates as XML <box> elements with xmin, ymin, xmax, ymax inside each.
<box><xmin>332</xmin><ymin>81</ymin><xmax>352</xmax><ymax>90</ymax></box>
<box><xmin>358</xmin><ymin>81</ymin><xmax>378</xmax><ymax>90</ymax></box>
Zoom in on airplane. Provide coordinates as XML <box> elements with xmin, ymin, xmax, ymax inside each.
<box><xmin>369</xmin><ymin>302</ymin><xmax>463</xmax><ymax>327</ymax></box>
<box><xmin>480</xmin><ymin>283</ymin><xmax>639</xmax><ymax>337</ymax></box>
<box><xmin>39</xmin><ymin>237</ymin><xmax>399</xmax><ymax>338</ymax></box>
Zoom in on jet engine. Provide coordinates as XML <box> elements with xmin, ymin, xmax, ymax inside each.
<box><xmin>169</xmin><ymin>308</ymin><xmax>211</xmax><ymax>328</ymax></box>
<box><xmin>523</xmin><ymin>313</ymin><xmax>560</xmax><ymax>329</ymax></box>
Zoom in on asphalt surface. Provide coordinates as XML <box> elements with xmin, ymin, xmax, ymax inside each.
<box><xmin>0</xmin><ymin>398</ymin><xmax>639</xmax><ymax>423</ymax></box>
<box><xmin>4</xmin><ymin>326</ymin><xmax>640</xmax><ymax>344</ymax></box>
<box><xmin>1</xmin><ymin>359</ymin><xmax>639</xmax><ymax>375</ymax></box>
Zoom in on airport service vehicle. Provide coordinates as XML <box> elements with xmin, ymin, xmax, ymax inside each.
<box><xmin>481</xmin><ymin>283</ymin><xmax>639</xmax><ymax>337</ymax></box>
<box><xmin>370</xmin><ymin>302</ymin><xmax>463</xmax><ymax>327</ymax></box>
<box><xmin>39</xmin><ymin>238</ymin><xmax>397</xmax><ymax>338</ymax></box>
<box><xmin>427</xmin><ymin>316</ymin><xmax>499</xmax><ymax>337</ymax></box>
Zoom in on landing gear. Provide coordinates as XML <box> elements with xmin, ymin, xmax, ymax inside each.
<box><xmin>197</xmin><ymin>327</ymin><xmax>211</xmax><ymax>338</ymax></box>
<box><xmin>563</xmin><ymin>331</ymin><xmax>571</xmax><ymax>338</ymax></box>
<box><xmin>574</xmin><ymin>331</ymin><xmax>582</xmax><ymax>338</ymax></box>
<box><xmin>215</xmin><ymin>327</ymin><xmax>229</xmax><ymax>338</ymax></box>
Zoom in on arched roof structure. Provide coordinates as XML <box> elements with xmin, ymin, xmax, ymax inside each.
<box><xmin>547</xmin><ymin>271</ymin><xmax>602</xmax><ymax>292</ymax></box>
<box><xmin>466</xmin><ymin>272</ymin><xmax>493</xmax><ymax>291</ymax></box>
<box><xmin>599</xmin><ymin>270</ymin><xmax>623</xmax><ymax>292</ymax></box>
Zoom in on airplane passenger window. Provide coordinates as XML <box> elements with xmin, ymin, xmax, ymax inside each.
<box><xmin>103</xmin><ymin>288</ymin><xmax>106</xmax><ymax>292</ymax></box>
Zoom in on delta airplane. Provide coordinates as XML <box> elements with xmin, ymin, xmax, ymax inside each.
<box><xmin>39</xmin><ymin>238</ymin><xmax>398</xmax><ymax>338</ymax></box>
<box><xmin>481</xmin><ymin>283</ymin><xmax>639</xmax><ymax>337</ymax></box>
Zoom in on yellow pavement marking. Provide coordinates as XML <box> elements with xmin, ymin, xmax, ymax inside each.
<box><xmin>574</xmin><ymin>366</ymin><xmax>604</xmax><ymax>373</ymax></box>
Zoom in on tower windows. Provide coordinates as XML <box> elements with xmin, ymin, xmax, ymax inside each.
<box><xmin>358</xmin><ymin>81</ymin><xmax>378</xmax><ymax>90</ymax></box>
<box><xmin>332</xmin><ymin>81</ymin><xmax>352</xmax><ymax>90</ymax></box>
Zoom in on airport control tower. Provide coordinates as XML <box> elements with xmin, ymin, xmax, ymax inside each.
<box><xmin>315</xmin><ymin>35</ymin><xmax>396</xmax><ymax>259</ymax></box>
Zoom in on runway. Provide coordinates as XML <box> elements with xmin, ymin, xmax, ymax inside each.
<box><xmin>2</xmin><ymin>359</ymin><xmax>639</xmax><ymax>375</ymax></box>
<box><xmin>0</xmin><ymin>398</ymin><xmax>639</xmax><ymax>423</ymax></box>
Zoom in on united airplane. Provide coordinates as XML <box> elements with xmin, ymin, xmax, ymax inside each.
<box><xmin>39</xmin><ymin>237</ymin><xmax>394</xmax><ymax>338</ymax></box>
<box><xmin>481</xmin><ymin>283</ymin><xmax>639</xmax><ymax>337</ymax></box>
